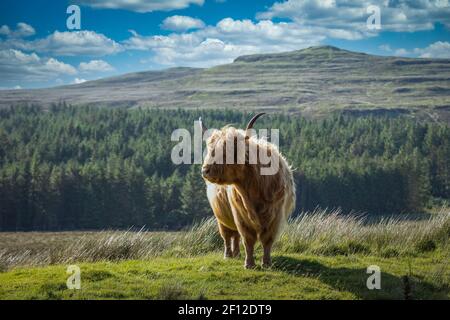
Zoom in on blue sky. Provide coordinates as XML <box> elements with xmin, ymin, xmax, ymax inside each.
<box><xmin>1</xmin><ymin>0</ymin><xmax>450</xmax><ymax>89</ymax></box>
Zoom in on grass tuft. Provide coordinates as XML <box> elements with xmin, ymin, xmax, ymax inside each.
<box><xmin>0</xmin><ymin>208</ymin><xmax>448</xmax><ymax>270</ymax></box>
<box><xmin>380</xmin><ymin>247</ymin><xmax>400</xmax><ymax>258</ymax></box>
<box><xmin>157</xmin><ymin>282</ymin><xmax>189</xmax><ymax>300</ymax></box>
<box><xmin>415</xmin><ymin>239</ymin><xmax>437</xmax><ymax>253</ymax></box>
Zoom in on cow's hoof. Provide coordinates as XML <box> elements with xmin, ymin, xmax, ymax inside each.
<box><xmin>261</xmin><ymin>263</ymin><xmax>272</xmax><ymax>269</ymax></box>
<box><xmin>245</xmin><ymin>263</ymin><xmax>256</xmax><ymax>269</ymax></box>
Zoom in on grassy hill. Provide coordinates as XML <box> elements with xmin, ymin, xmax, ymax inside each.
<box><xmin>0</xmin><ymin>210</ymin><xmax>448</xmax><ymax>300</ymax></box>
<box><xmin>1</xmin><ymin>46</ymin><xmax>450</xmax><ymax>121</ymax></box>
<box><xmin>0</xmin><ymin>253</ymin><xmax>448</xmax><ymax>300</ymax></box>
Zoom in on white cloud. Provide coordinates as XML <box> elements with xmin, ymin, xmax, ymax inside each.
<box><xmin>212</xmin><ymin>18</ymin><xmax>343</xmax><ymax>43</ymax></box>
<box><xmin>151</xmin><ymin>38</ymin><xmax>257</xmax><ymax>67</ymax></box>
<box><xmin>0</xmin><ymin>85</ymin><xmax>22</xmax><ymax>90</ymax></box>
<box><xmin>32</xmin><ymin>31</ymin><xmax>122</xmax><ymax>56</ymax></box>
<box><xmin>0</xmin><ymin>49</ymin><xmax>77</xmax><ymax>83</ymax></box>
<box><xmin>390</xmin><ymin>42</ymin><xmax>450</xmax><ymax>58</ymax></box>
<box><xmin>1</xmin><ymin>30</ymin><xmax>122</xmax><ymax>57</ymax></box>
<box><xmin>161</xmin><ymin>15</ymin><xmax>205</xmax><ymax>31</ymax></box>
<box><xmin>75</xmin><ymin>0</ymin><xmax>204</xmax><ymax>12</ymax></box>
<box><xmin>73</xmin><ymin>78</ymin><xmax>87</xmax><ymax>84</ymax></box>
<box><xmin>15</xmin><ymin>23</ymin><xmax>36</xmax><ymax>38</ymax></box>
<box><xmin>125</xmin><ymin>18</ymin><xmax>325</xmax><ymax>67</ymax></box>
<box><xmin>379</xmin><ymin>44</ymin><xmax>392</xmax><ymax>52</ymax></box>
<box><xmin>0</xmin><ymin>22</ymin><xmax>35</xmax><ymax>38</ymax></box>
<box><xmin>258</xmin><ymin>0</ymin><xmax>450</xmax><ymax>34</ymax></box>
<box><xmin>394</xmin><ymin>48</ymin><xmax>410</xmax><ymax>56</ymax></box>
<box><xmin>79</xmin><ymin>59</ymin><xmax>114</xmax><ymax>72</ymax></box>
<box><xmin>414</xmin><ymin>41</ymin><xmax>450</xmax><ymax>58</ymax></box>
<box><xmin>0</xmin><ymin>25</ymin><xmax>10</xmax><ymax>36</ymax></box>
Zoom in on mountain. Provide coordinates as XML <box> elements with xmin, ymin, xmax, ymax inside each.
<box><xmin>1</xmin><ymin>46</ymin><xmax>450</xmax><ymax>121</ymax></box>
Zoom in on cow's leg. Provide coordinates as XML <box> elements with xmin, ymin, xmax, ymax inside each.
<box><xmin>241</xmin><ymin>229</ymin><xmax>257</xmax><ymax>269</ymax></box>
<box><xmin>218</xmin><ymin>223</ymin><xmax>234</xmax><ymax>258</ymax></box>
<box><xmin>231</xmin><ymin>232</ymin><xmax>241</xmax><ymax>258</ymax></box>
<box><xmin>260</xmin><ymin>233</ymin><xmax>274</xmax><ymax>268</ymax></box>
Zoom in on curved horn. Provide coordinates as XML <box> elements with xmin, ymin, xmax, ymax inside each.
<box><xmin>199</xmin><ymin>117</ymin><xmax>207</xmax><ymax>134</ymax></box>
<box><xmin>246</xmin><ymin>113</ymin><xmax>266</xmax><ymax>131</ymax></box>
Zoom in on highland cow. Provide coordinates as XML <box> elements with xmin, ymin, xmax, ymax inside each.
<box><xmin>201</xmin><ymin>113</ymin><xmax>296</xmax><ymax>269</ymax></box>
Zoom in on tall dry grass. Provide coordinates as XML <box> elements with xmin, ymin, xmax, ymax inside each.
<box><xmin>0</xmin><ymin>209</ymin><xmax>448</xmax><ymax>270</ymax></box>
<box><xmin>279</xmin><ymin>208</ymin><xmax>449</xmax><ymax>256</ymax></box>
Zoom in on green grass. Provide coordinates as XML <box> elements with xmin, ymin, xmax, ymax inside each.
<box><xmin>0</xmin><ymin>252</ymin><xmax>448</xmax><ymax>300</ymax></box>
<box><xmin>1</xmin><ymin>209</ymin><xmax>448</xmax><ymax>270</ymax></box>
<box><xmin>0</xmin><ymin>209</ymin><xmax>448</xmax><ymax>300</ymax></box>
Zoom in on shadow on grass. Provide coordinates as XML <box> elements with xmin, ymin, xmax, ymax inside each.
<box><xmin>271</xmin><ymin>256</ymin><xmax>448</xmax><ymax>300</ymax></box>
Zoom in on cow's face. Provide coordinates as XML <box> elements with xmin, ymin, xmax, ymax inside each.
<box><xmin>200</xmin><ymin>113</ymin><xmax>266</xmax><ymax>185</ymax></box>
<box><xmin>202</xmin><ymin>128</ymin><xmax>246</xmax><ymax>185</ymax></box>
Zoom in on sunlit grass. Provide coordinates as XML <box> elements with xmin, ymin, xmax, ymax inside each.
<box><xmin>0</xmin><ymin>209</ymin><xmax>448</xmax><ymax>300</ymax></box>
<box><xmin>0</xmin><ymin>209</ymin><xmax>448</xmax><ymax>270</ymax></box>
<box><xmin>0</xmin><ymin>253</ymin><xmax>448</xmax><ymax>300</ymax></box>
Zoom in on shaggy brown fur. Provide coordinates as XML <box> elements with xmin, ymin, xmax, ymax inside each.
<box><xmin>202</xmin><ymin>118</ymin><xmax>296</xmax><ymax>269</ymax></box>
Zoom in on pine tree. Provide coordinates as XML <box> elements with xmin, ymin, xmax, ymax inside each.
<box><xmin>180</xmin><ymin>165</ymin><xmax>210</xmax><ymax>222</ymax></box>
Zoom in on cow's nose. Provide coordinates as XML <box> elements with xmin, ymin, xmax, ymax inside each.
<box><xmin>202</xmin><ymin>167</ymin><xmax>210</xmax><ymax>177</ymax></box>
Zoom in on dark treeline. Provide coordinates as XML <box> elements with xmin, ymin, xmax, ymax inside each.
<box><xmin>0</xmin><ymin>105</ymin><xmax>448</xmax><ymax>231</ymax></box>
